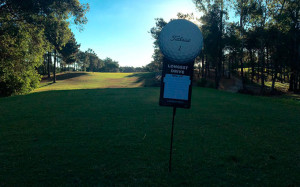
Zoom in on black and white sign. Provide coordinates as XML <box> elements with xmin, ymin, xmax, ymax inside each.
<box><xmin>159</xmin><ymin>58</ymin><xmax>194</xmax><ymax>108</ymax></box>
<box><xmin>158</xmin><ymin>19</ymin><xmax>202</xmax><ymax>109</ymax></box>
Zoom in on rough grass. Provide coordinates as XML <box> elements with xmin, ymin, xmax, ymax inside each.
<box><xmin>0</xmin><ymin>72</ymin><xmax>300</xmax><ymax>186</ymax></box>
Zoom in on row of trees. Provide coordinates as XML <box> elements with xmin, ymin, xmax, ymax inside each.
<box><xmin>0</xmin><ymin>0</ymin><xmax>89</xmax><ymax>96</ymax></box>
<box><xmin>40</xmin><ymin>48</ymin><xmax>120</xmax><ymax>76</ymax></box>
<box><xmin>39</xmin><ymin>48</ymin><xmax>144</xmax><ymax>76</ymax></box>
<box><xmin>148</xmin><ymin>0</ymin><xmax>300</xmax><ymax>94</ymax></box>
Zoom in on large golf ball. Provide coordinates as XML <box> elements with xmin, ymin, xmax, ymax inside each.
<box><xmin>159</xmin><ymin>19</ymin><xmax>203</xmax><ymax>64</ymax></box>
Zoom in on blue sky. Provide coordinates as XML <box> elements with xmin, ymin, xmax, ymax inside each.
<box><xmin>70</xmin><ymin>0</ymin><xmax>201</xmax><ymax>67</ymax></box>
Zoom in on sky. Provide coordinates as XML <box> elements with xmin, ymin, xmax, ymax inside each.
<box><xmin>70</xmin><ymin>0</ymin><xmax>202</xmax><ymax>67</ymax></box>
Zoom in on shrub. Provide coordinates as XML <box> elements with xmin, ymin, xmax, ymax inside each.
<box><xmin>0</xmin><ymin>21</ymin><xmax>45</xmax><ymax>96</ymax></box>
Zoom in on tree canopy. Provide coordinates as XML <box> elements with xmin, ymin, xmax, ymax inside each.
<box><xmin>0</xmin><ymin>0</ymin><xmax>89</xmax><ymax>96</ymax></box>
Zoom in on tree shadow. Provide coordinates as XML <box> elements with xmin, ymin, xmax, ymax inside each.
<box><xmin>126</xmin><ymin>72</ymin><xmax>161</xmax><ymax>87</ymax></box>
<box><xmin>41</xmin><ymin>72</ymin><xmax>88</xmax><ymax>82</ymax></box>
<box><xmin>39</xmin><ymin>82</ymin><xmax>55</xmax><ymax>88</ymax></box>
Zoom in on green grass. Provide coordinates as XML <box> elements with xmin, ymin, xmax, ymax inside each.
<box><xmin>265</xmin><ymin>81</ymin><xmax>290</xmax><ymax>92</ymax></box>
<box><xmin>0</xmin><ymin>72</ymin><xmax>300</xmax><ymax>186</ymax></box>
<box><xmin>35</xmin><ymin>72</ymin><xmax>150</xmax><ymax>92</ymax></box>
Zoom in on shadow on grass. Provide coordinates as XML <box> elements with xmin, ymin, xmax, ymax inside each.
<box><xmin>126</xmin><ymin>72</ymin><xmax>161</xmax><ymax>87</ymax></box>
<box><xmin>42</xmin><ymin>72</ymin><xmax>88</xmax><ymax>82</ymax></box>
<box><xmin>39</xmin><ymin>82</ymin><xmax>55</xmax><ymax>88</ymax></box>
<box><xmin>1</xmin><ymin>87</ymin><xmax>300</xmax><ymax>186</ymax></box>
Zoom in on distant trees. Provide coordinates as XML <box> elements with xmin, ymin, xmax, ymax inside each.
<box><xmin>0</xmin><ymin>0</ymin><xmax>89</xmax><ymax>96</ymax></box>
<box><xmin>73</xmin><ymin>49</ymin><xmax>119</xmax><ymax>72</ymax></box>
<box><xmin>146</xmin><ymin>0</ymin><xmax>300</xmax><ymax>94</ymax></box>
<box><xmin>101</xmin><ymin>58</ymin><xmax>119</xmax><ymax>72</ymax></box>
<box><xmin>44</xmin><ymin>46</ymin><xmax>144</xmax><ymax>73</ymax></box>
<box><xmin>119</xmin><ymin>66</ymin><xmax>145</xmax><ymax>72</ymax></box>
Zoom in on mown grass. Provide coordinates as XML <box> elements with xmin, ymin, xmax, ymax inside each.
<box><xmin>35</xmin><ymin>72</ymin><xmax>147</xmax><ymax>92</ymax></box>
<box><xmin>0</xmin><ymin>72</ymin><xmax>300</xmax><ymax>186</ymax></box>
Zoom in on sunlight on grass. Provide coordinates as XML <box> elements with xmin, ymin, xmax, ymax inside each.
<box><xmin>34</xmin><ymin>72</ymin><xmax>146</xmax><ymax>92</ymax></box>
<box><xmin>265</xmin><ymin>81</ymin><xmax>289</xmax><ymax>92</ymax></box>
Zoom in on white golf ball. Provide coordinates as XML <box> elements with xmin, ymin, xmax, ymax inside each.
<box><xmin>159</xmin><ymin>19</ymin><xmax>203</xmax><ymax>64</ymax></box>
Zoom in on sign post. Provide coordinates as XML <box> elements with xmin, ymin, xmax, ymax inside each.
<box><xmin>169</xmin><ymin>106</ymin><xmax>176</xmax><ymax>172</ymax></box>
<box><xmin>158</xmin><ymin>19</ymin><xmax>203</xmax><ymax>172</ymax></box>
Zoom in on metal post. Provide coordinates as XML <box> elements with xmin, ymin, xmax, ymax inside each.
<box><xmin>169</xmin><ymin>107</ymin><xmax>176</xmax><ymax>172</ymax></box>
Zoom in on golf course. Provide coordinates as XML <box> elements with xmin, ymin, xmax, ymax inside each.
<box><xmin>0</xmin><ymin>72</ymin><xmax>299</xmax><ymax>186</ymax></box>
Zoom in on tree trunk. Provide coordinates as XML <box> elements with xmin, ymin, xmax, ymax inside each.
<box><xmin>198</xmin><ymin>62</ymin><xmax>201</xmax><ymax>78</ymax></box>
<box><xmin>280</xmin><ymin>65</ymin><xmax>283</xmax><ymax>83</ymax></box>
<box><xmin>289</xmin><ymin>72</ymin><xmax>295</xmax><ymax>91</ymax></box>
<box><xmin>48</xmin><ymin>51</ymin><xmax>51</xmax><ymax>78</ymax></box>
<box><xmin>271</xmin><ymin>69</ymin><xmax>277</xmax><ymax>93</ymax></box>
<box><xmin>294</xmin><ymin>72</ymin><xmax>299</xmax><ymax>92</ymax></box>
<box><xmin>206</xmin><ymin>55</ymin><xmax>209</xmax><ymax>78</ymax></box>
<box><xmin>53</xmin><ymin>50</ymin><xmax>56</xmax><ymax>83</ymax></box>
<box><xmin>215</xmin><ymin>67</ymin><xmax>219</xmax><ymax>89</ymax></box>
<box><xmin>216</xmin><ymin>1</ymin><xmax>224</xmax><ymax>89</ymax></box>
<box><xmin>260</xmin><ymin>41</ymin><xmax>265</xmax><ymax>94</ymax></box>
<box><xmin>256</xmin><ymin>51</ymin><xmax>260</xmax><ymax>83</ymax></box>
<box><xmin>240</xmin><ymin>57</ymin><xmax>244</xmax><ymax>87</ymax></box>
<box><xmin>222</xmin><ymin>58</ymin><xmax>225</xmax><ymax>76</ymax></box>
<box><xmin>293</xmin><ymin>10</ymin><xmax>299</xmax><ymax>93</ymax></box>
<box><xmin>43</xmin><ymin>54</ymin><xmax>46</xmax><ymax>75</ymax></box>
<box><xmin>240</xmin><ymin>0</ymin><xmax>245</xmax><ymax>90</ymax></box>
<box><xmin>228</xmin><ymin>58</ymin><xmax>231</xmax><ymax>79</ymax></box>
<box><xmin>201</xmin><ymin>55</ymin><xmax>205</xmax><ymax>78</ymax></box>
<box><xmin>266</xmin><ymin>46</ymin><xmax>270</xmax><ymax>79</ymax></box>
<box><xmin>298</xmin><ymin>74</ymin><xmax>300</xmax><ymax>91</ymax></box>
<box><xmin>250</xmin><ymin>50</ymin><xmax>255</xmax><ymax>83</ymax></box>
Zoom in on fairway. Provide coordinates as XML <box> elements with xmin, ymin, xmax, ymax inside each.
<box><xmin>1</xmin><ymin>73</ymin><xmax>300</xmax><ymax>186</ymax></box>
<box><xmin>35</xmin><ymin>72</ymin><xmax>156</xmax><ymax>92</ymax></box>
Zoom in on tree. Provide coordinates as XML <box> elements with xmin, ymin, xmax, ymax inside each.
<box><xmin>244</xmin><ymin>29</ymin><xmax>259</xmax><ymax>83</ymax></box>
<box><xmin>102</xmin><ymin>58</ymin><xmax>119</xmax><ymax>72</ymax></box>
<box><xmin>0</xmin><ymin>20</ymin><xmax>46</xmax><ymax>96</ymax></box>
<box><xmin>233</xmin><ymin>0</ymin><xmax>250</xmax><ymax>89</ymax></box>
<box><xmin>44</xmin><ymin>18</ymin><xmax>72</xmax><ymax>83</ymax></box>
<box><xmin>0</xmin><ymin>0</ymin><xmax>89</xmax><ymax>95</ymax></box>
<box><xmin>59</xmin><ymin>34</ymin><xmax>80</xmax><ymax>65</ymax></box>
<box><xmin>195</xmin><ymin>0</ymin><xmax>228</xmax><ymax>88</ymax></box>
<box><xmin>147</xmin><ymin>18</ymin><xmax>167</xmax><ymax>72</ymax></box>
<box><xmin>224</xmin><ymin>22</ymin><xmax>241</xmax><ymax>79</ymax></box>
<box><xmin>275</xmin><ymin>0</ymin><xmax>300</xmax><ymax>92</ymax></box>
<box><xmin>84</xmin><ymin>48</ymin><xmax>99</xmax><ymax>72</ymax></box>
<box><xmin>76</xmin><ymin>51</ymin><xmax>88</xmax><ymax>71</ymax></box>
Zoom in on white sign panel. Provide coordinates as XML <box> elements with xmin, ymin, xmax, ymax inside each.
<box><xmin>163</xmin><ymin>74</ymin><xmax>191</xmax><ymax>100</ymax></box>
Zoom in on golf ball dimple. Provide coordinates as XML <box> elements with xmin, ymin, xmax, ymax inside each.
<box><xmin>159</xmin><ymin>19</ymin><xmax>203</xmax><ymax>64</ymax></box>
